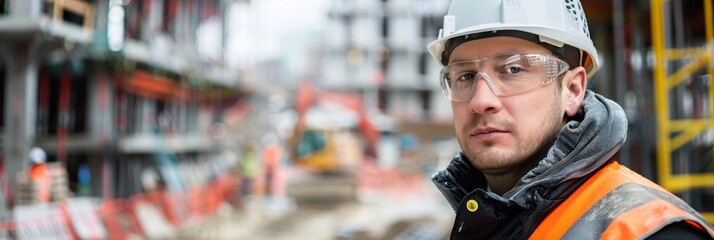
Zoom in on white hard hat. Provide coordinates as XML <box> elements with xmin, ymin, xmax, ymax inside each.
<box><xmin>28</xmin><ymin>147</ymin><xmax>46</xmax><ymax>164</ymax></box>
<box><xmin>427</xmin><ymin>0</ymin><xmax>599</xmax><ymax>78</ymax></box>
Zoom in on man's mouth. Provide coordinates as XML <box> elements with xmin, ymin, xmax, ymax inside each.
<box><xmin>471</xmin><ymin>126</ymin><xmax>509</xmax><ymax>140</ymax></box>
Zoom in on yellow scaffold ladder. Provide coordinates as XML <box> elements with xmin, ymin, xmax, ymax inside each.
<box><xmin>651</xmin><ymin>0</ymin><xmax>714</xmax><ymax>223</ymax></box>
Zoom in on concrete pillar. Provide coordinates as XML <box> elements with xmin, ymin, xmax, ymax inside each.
<box><xmin>3</xmin><ymin>42</ymin><xmax>39</xmax><ymax>197</ymax></box>
<box><xmin>0</xmin><ymin>43</ymin><xmax>8</xmax><ymax>221</ymax></box>
<box><xmin>88</xmin><ymin>69</ymin><xmax>115</xmax><ymax>198</ymax></box>
<box><xmin>89</xmin><ymin>70</ymin><xmax>114</xmax><ymax>140</ymax></box>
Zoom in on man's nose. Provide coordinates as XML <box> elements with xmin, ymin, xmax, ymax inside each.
<box><xmin>469</xmin><ymin>73</ymin><xmax>502</xmax><ymax>114</ymax></box>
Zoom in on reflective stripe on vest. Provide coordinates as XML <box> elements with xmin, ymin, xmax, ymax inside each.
<box><xmin>529</xmin><ymin>161</ymin><xmax>714</xmax><ymax>239</ymax></box>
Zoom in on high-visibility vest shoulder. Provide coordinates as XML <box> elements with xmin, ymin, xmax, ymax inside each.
<box><xmin>530</xmin><ymin>161</ymin><xmax>714</xmax><ymax>239</ymax></box>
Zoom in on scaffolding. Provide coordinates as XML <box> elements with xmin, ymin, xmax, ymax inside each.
<box><xmin>651</xmin><ymin>0</ymin><xmax>714</xmax><ymax>223</ymax></box>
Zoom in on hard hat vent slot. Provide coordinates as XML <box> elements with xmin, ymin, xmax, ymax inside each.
<box><xmin>564</xmin><ymin>0</ymin><xmax>590</xmax><ymax>38</ymax></box>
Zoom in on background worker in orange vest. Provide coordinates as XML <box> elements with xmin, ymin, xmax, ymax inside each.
<box><xmin>27</xmin><ymin>147</ymin><xmax>52</xmax><ymax>203</ymax></box>
<box><xmin>427</xmin><ymin>0</ymin><xmax>714</xmax><ymax>239</ymax></box>
<box><xmin>261</xmin><ymin>140</ymin><xmax>283</xmax><ymax>197</ymax></box>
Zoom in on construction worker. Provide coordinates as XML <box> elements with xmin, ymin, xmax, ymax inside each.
<box><xmin>261</xmin><ymin>142</ymin><xmax>282</xmax><ymax>197</ymax></box>
<box><xmin>240</xmin><ymin>140</ymin><xmax>259</xmax><ymax>196</ymax></box>
<box><xmin>27</xmin><ymin>147</ymin><xmax>52</xmax><ymax>203</ymax></box>
<box><xmin>427</xmin><ymin>0</ymin><xmax>714</xmax><ymax>239</ymax></box>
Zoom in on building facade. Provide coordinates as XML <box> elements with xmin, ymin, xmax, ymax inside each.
<box><xmin>0</xmin><ymin>0</ymin><xmax>243</xmax><ymax>207</ymax></box>
<box><xmin>322</xmin><ymin>0</ymin><xmax>452</xmax><ymax>128</ymax></box>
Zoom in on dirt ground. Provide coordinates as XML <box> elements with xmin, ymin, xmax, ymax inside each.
<box><xmin>177</xmin><ymin>181</ymin><xmax>454</xmax><ymax>240</ymax></box>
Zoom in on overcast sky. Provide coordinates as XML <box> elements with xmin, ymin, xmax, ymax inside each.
<box><xmin>225</xmin><ymin>0</ymin><xmax>330</xmax><ymax>69</ymax></box>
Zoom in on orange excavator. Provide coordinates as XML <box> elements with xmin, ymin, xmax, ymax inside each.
<box><xmin>287</xmin><ymin>80</ymin><xmax>380</xmax><ymax>206</ymax></box>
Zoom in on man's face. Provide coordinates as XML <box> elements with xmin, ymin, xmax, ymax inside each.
<box><xmin>449</xmin><ymin>37</ymin><xmax>568</xmax><ymax>175</ymax></box>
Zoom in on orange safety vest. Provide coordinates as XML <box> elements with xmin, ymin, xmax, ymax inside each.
<box><xmin>28</xmin><ymin>163</ymin><xmax>52</xmax><ymax>202</ymax></box>
<box><xmin>530</xmin><ymin>161</ymin><xmax>714</xmax><ymax>239</ymax></box>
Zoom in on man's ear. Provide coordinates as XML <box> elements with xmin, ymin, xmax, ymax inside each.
<box><xmin>564</xmin><ymin>66</ymin><xmax>588</xmax><ymax>117</ymax></box>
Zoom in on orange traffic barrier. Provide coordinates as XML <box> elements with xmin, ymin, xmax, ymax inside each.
<box><xmin>161</xmin><ymin>191</ymin><xmax>192</xmax><ymax>227</ymax></box>
<box><xmin>356</xmin><ymin>163</ymin><xmax>426</xmax><ymax>199</ymax></box>
<box><xmin>0</xmin><ymin>172</ymin><xmax>243</xmax><ymax>239</ymax></box>
<box><xmin>128</xmin><ymin>193</ymin><xmax>176</xmax><ymax>239</ymax></box>
<box><xmin>9</xmin><ymin>202</ymin><xmax>75</xmax><ymax>240</ymax></box>
<box><xmin>187</xmin><ymin>187</ymin><xmax>206</xmax><ymax>220</ymax></box>
<box><xmin>208</xmin><ymin>174</ymin><xmax>238</xmax><ymax>212</ymax></box>
<box><xmin>100</xmin><ymin>199</ymin><xmax>142</xmax><ymax>239</ymax></box>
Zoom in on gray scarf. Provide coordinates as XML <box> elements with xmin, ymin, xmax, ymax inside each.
<box><xmin>503</xmin><ymin>90</ymin><xmax>628</xmax><ymax>207</ymax></box>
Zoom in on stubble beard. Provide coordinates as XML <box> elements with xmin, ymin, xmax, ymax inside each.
<box><xmin>459</xmin><ymin>98</ymin><xmax>565</xmax><ymax>176</ymax></box>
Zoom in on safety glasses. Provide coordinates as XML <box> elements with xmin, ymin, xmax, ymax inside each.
<box><xmin>440</xmin><ymin>53</ymin><xmax>569</xmax><ymax>102</ymax></box>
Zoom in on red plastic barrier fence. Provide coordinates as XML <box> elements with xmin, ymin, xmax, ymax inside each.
<box><xmin>0</xmin><ymin>172</ymin><xmax>240</xmax><ymax>239</ymax></box>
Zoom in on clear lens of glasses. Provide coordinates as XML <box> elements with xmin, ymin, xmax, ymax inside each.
<box><xmin>440</xmin><ymin>54</ymin><xmax>569</xmax><ymax>102</ymax></box>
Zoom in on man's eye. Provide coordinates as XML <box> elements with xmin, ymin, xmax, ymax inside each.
<box><xmin>456</xmin><ymin>73</ymin><xmax>476</xmax><ymax>81</ymax></box>
<box><xmin>504</xmin><ymin>66</ymin><xmax>522</xmax><ymax>74</ymax></box>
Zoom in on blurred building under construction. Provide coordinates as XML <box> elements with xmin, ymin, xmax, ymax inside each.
<box><xmin>0</xmin><ymin>0</ymin><xmax>244</xmax><ymax>238</ymax></box>
<box><xmin>0</xmin><ymin>0</ymin><xmax>712</xmax><ymax>238</ymax></box>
